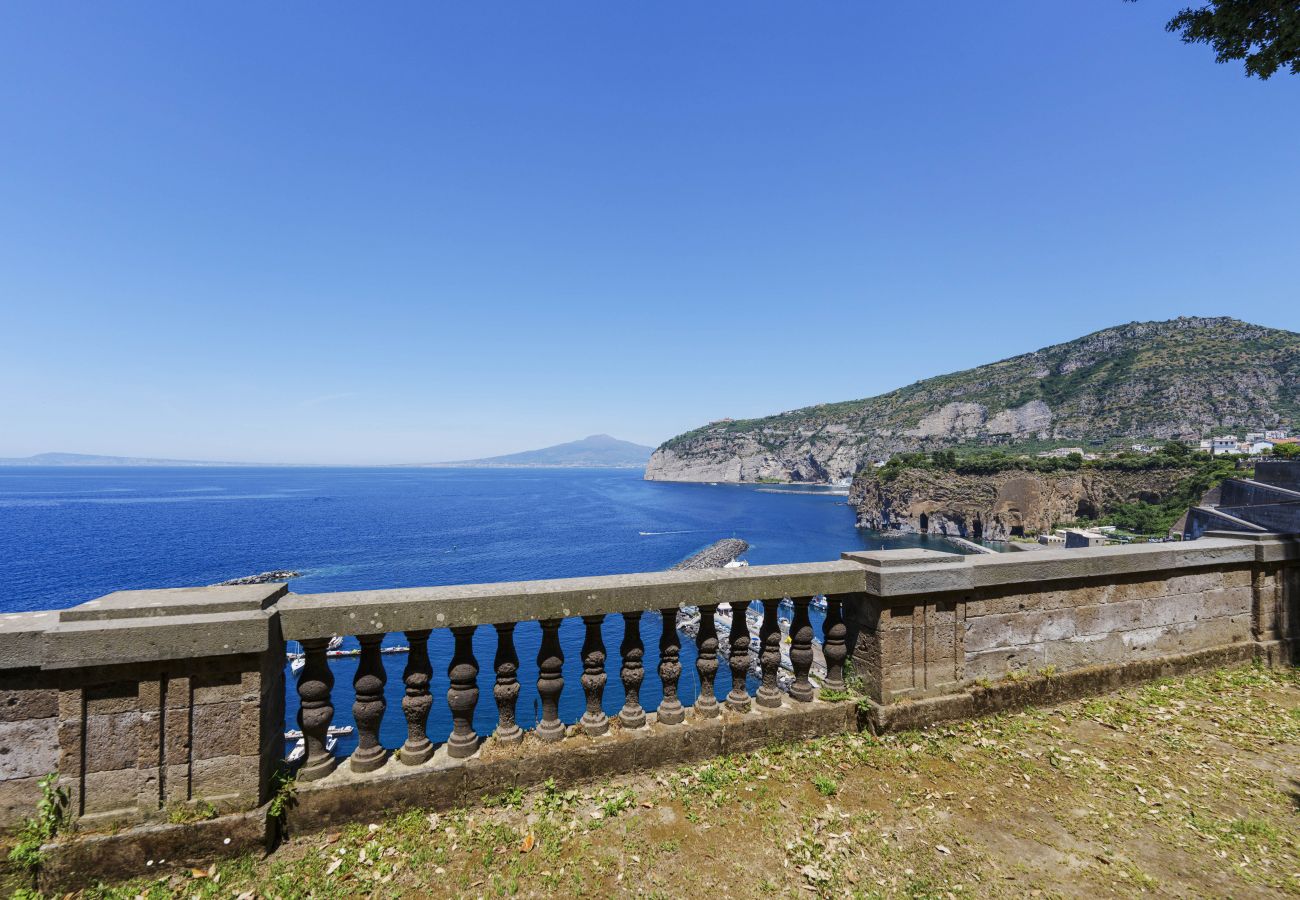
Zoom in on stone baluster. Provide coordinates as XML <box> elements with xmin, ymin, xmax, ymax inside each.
<box><xmin>296</xmin><ymin>637</ymin><xmax>338</xmax><ymax>781</ymax></box>
<box><xmin>492</xmin><ymin>622</ymin><xmax>524</xmax><ymax>744</ymax></box>
<box><xmin>399</xmin><ymin>629</ymin><xmax>434</xmax><ymax>764</ymax></box>
<box><xmin>536</xmin><ymin>618</ymin><xmax>565</xmax><ymax>741</ymax></box>
<box><xmin>657</xmin><ymin>608</ymin><xmax>684</xmax><ymax>724</ymax></box>
<box><xmin>620</xmin><ymin>611</ymin><xmax>646</xmax><ymax>728</ymax></box>
<box><xmin>756</xmin><ymin>598</ymin><xmax>782</xmax><ymax>708</ymax></box>
<box><xmin>694</xmin><ymin>604</ymin><xmax>720</xmax><ymax>718</ymax></box>
<box><xmin>446</xmin><ymin>625</ymin><xmax>480</xmax><ymax>758</ymax></box>
<box><xmin>822</xmin><ymin>596</ymin><xmax>848</xmax><ymax>691</ymax></box>
<box><xmin>790</xmin><ymin>596</ymin><xmax>815</xmax><ymax>702</ymax></box>
<box><xmin>580</xmin><ymin>614</ymin><xmax>609</xmax><ymax>736</ymax></box>
<box><xmin>726</xmin><ymin>602</ymin><xmax>752</xmax><ymax>713</ymax></box>
<box><xmin>351</xmin><ymin>633</ymin><xmax>388</xmax><ymax>772</ymax></box>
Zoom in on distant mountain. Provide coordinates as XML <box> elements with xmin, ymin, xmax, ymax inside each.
<box><xmin>646</xmin><ymin>317</ymin><xmax>1300</xmax><ymax>483</ymax></box>
<box><xmin>433</xmin><ymin>435</ymin><xmax>654</xmax><ymax>469</ymax></box>
<box><xmin>0</xmin><ymin>452</ymin><xmax>246</xmax><ymax>467</ymax></box>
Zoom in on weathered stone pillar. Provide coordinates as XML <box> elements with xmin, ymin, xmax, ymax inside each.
<box><xmin>399</xmin><ymin>629</ymin><xmax>434</xmax><ymax>764</ymax></box>
<box><xmin>694</xmin><ymin>604</ymin><xmax>720</xmax><ymax>718</ymax></box>
<box><xmin>535</xmin><ymin>619</ymin><xmax>565</xmax><ymax>742</ymax></box>
<box><xmin>492</xmin><ymin>622</ymin><xmax>523</xmax><ymax>744</ymax></box>
<box><xmin>620</xmin><ymin>612</ymin><xmax>647</xmax><ymax>728</ymax></box>
<box><xmin>657</xmin><ymin>608</ymin><xmax>684</xmax><ymax>725</ymax></box>
<box><xmin>789</xmin><ymin>597</ymin><xmax>814</xmax><ymax>702</ymax></box>
<box><xmin>350</xmin><ymin>634</ymin><xmax>388</xmax><ymax>773</ymax></box>
<box><xmin>756</xmin><ymin>598</ymin><xmax>782</xmax><ymax>708</ymax></box>
<box><xmin>726</xmin><ymin>603</ymin><xmax>751</xmax><ymax>713</ymax></box>
<box><xmin>446</xmin><ymin>626</ymin><xmax>480</xmax><ymax>759</ymax></box>
<box><xmin>580</xmin><ymin>614</ymin><xmax>609</xmax><ymax>736</ymax></box>
<box><xmin>297</xmin><ymin>638</ymin><xmax>338</xmax><ymax>781</ymax></box>
<box><xmin>822</xmin><ymin>596</ymin><xmax>848</xmax><ymax>691</ymax></box>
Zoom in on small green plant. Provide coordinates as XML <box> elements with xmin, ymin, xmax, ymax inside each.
<box><xmin>1006</xmin><ymin>667</ymin><xmax>1029</xmax><ymax>683</ymax></box>
<box><xmin>535</xmin><ymin>778</ymin><xmax>579</xmax><ymax>815</ymax></box>
<box><xmin>267</xmin><ymin>768</ymin><xmax>296</xmax><ymax>824</ymax></box>
<box><xmin>1041</xmin><ymin>664</ymin><xmax>1059</xmax><ymax>679</ymax></box>
<box><xmin>819</xmin><ymin>688</ymin><xmax>853</xmax><ymax>703</ymax></box>
<box><xmin>166</xmin><ymin>798</ymin><xmax>218</xmax><ymax>824</ymax></box>
<box><xmin>7</xmin><ymin>773</ymin><xmax>69</xmax><ymax>872</ymax></box>
<box><xmin>483</xmin><ymin>786</ymin><xmax>525</xmax><ymax>809</ymax></box>
<box><xmin>812</xmin><ymin>775</ymin><xmax>838</xmax><ymax>797</ymax></box>
<box><xmin>597</xmin><ymin>788</ymin><xmax>635</xmax><ymax>818</ymax></box>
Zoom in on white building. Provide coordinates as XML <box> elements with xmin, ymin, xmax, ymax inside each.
<box><xmin>1266</xmin><ymin>429</ymin><xmax>1288</xmax><ymax>441</ymax></box>
<box><xmin>1250</xmin><ymin>441</ymin><xmax>1276</xmax><ymax>454</ymax></box>
<box><xmin>1212</xmin><ymin>435</ymin><xmax>1241</xmax><ymax>455</ymax></box>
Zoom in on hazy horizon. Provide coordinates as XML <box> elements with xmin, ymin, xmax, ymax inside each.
<box><xmin>2</xmin><ymin>3</ymin><xmax>1297</xmax><ymax>464</ymax></box>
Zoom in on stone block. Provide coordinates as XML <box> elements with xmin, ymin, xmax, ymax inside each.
<box><xmin>0</xmin><ymin>774</ymin><xmax>44</xmax><ymax>829</ymax></box>
<box><xmin>164</xmin><ymin>707</ymin><xmax>192</xmax><ymax>760</ymax></box>
<box><xmin>191</xmin><ymin>755</ymin><xmax>258</xmax><ymax>803</ymax></box>
<box><xmin>85</xmin><ymin>711</ymin><xmax>141</xmax><ymax>773</ymax></box>
<box><xmin>138</xmin><ymin>709</ymin><xmax>162</xmax><ymax>769</ymax></box>
<box><xmin>1126</xmin><ymin>595</ymin><xmax>1193</xmax><ymax>631</ymax></box>
<box><xmin>965</xmin><ymin>645</ymin><xmax>1046</xmax><ymax>679</ymax></box>
<box><xmin>85</xmin><ymin>682</ymin><xmax>138</xmax><ymax>716</ymax></box>
<box><xmin>82</xmin><ymin>768</ymin><xmax>140</xmax><ymax>815</ymax></box>
<box><xmin>193</xmin><ymin>671</ymin><xmax>245</xmax><ymax>706</ymax></box>
<box><xmin>162</xmin><ymin>763</ymin><xmax>191</xmax><ymax>804</ymax></box>
<box><xmin>165</xmin><ymin>675</ymin><xmax>191</xmax><ymax>709</ymax></box>
<box><xmin>1072</xmin><ymin>599</ymin><xmax>1147</xmax><ymax>637</ymax></box>
<box><xmin>192</xmin><ymin>701</ymin><xmax>242</xmax><ymax>759</ymax></box>
<box><xmin>964</xmin><ymin>609</ymin><xmax>1075</xmax><ymax>653</ymax></box>
<box><xmin>1042</xmin><ymin>633</ymin><xmax>1127</xmax><ymax>670</ymax></box>
<box><xmin>1164</xmin><ymin>571</ymin><xmax>1226</xmax><ymax>596</ymax></box>
<box><xmin>0</xmin><ymin>686</ymin><xmax>57</xmax><ymax>722</ymax></box>
<box><xmin>0</xmin><ymin>716</ymin><xmax>59</xmax><ymax>780</ymax></box>
<box><xmin>1195</xmin><ymin>586</ymin><xmax>1253</xmax><ymax>620</ymax></box>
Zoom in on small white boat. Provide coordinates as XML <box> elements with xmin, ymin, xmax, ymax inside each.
<box><xmin>286</xmin><ymin>734</ymin><xmax>337</xmax><ymax>764</ymax></box>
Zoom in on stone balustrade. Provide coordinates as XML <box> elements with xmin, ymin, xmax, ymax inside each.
<box><xmin>1</xmin><ymin>532</ymin><xmax>1297</xmax><ymax>889</ymax></box>
<box><xmin>275</xmin><ymin>563</ymin><xmax>858</xmax><ymax>782</ymax></box>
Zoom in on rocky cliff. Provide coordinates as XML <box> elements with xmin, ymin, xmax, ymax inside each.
<box><xmin>850</xmin><ymin>465</ymin><xmax>1196</xmax><ymax>541</ymax></box>
<box><xmin>646</xmin><ymin>317</ymin><xmax>1300</xmax><ymax>483</ymax></box>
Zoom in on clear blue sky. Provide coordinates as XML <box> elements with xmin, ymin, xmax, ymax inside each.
<box><xmin>1</xmin><ymin>3</ymin><xmax>1297</xmax><ymax>464</ymax></box>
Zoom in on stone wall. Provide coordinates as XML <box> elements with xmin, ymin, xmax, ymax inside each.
<box><xmin>1</xmin><ymin>534</ymin><xmax>1296</xmax><ymax>890</ymax></box>
<box><xmin>0</xmin><ymin>586</ymin><xmax>284</xmax><ymax>831</ymax></box>
<box><xmin>845</xmin><ymin>534</ymin><xmax>1298</xmax><ymax>705</ymax></box>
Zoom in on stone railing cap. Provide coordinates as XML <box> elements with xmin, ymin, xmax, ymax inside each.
<box><xmin>0</xmin><ymin>610</ymin><xmax>58</xmax><ymax>669</ymax></box>
<box><xmin>60</xmin><ymin>584</ymin><xmax>287</xmax><ymax>622</ymax></box>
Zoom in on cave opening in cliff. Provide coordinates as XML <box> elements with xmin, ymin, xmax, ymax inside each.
<box><xmin>1010</xmin><ymin>524</ymin><xmax>1024</xmax><ymax>537</ymax></box>
<box><xmin>1076</xmin><ymin>499</ymin><xmax>1098</xmax><ymax>520</ymax></box>
<box><xmin>919</xmin><ymin>513</ymin><xmax>929</xmax><ymax>532</ymax></box>
<box><xmin>972</xmin><ymin>518</ymin><xmax>984</xmax><ymax>542</ymax></box>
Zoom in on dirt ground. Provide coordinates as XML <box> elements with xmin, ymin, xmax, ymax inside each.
<box><xmin>7</xmin><ymin>664</ymin><xmax>1300</xmax><ymax>898</ymax></box>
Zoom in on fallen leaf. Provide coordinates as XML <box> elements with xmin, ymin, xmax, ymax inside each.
<box><xmin>936</xmin><ymin>845</ymin><xmax>951</xmax><ymax>855</ymax></box>
<box><xmin>325</xmin><ymin>859</ymin><xmax>342</xmax><ymax>876</ymax></box>
<box><xmin>521</xmin><ymin>832</ymin><xmax>536</xmax><ymax>854</ymax></box>
<box><xmin>189</xmin><ymin>869</ymin><xmax>208</xmax><ymax>879</ymax></box>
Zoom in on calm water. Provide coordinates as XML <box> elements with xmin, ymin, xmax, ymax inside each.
<box><xmin>0</xmin><ymin>466</ymin><xmax>955</xmax><ymax>754</ymax></box>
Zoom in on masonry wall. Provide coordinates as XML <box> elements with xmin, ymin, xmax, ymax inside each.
<box><xmin>849</xmin><ymin>539</ymin><xmax>1298</xmax><ymax>705</ymax></box>
<box><xmin>963</xmin><ymin>568</ymin><xmax>1254</xmax><ymax>679</ymax></box>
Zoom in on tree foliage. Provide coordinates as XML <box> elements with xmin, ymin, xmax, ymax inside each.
<box><xmin>1164</xmin><ymin>1</ymin><xmax>1300</xmax><ymax>79</ymax></box>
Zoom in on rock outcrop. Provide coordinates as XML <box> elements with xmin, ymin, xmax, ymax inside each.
<box><xmin>646</xmin><ymin>317</ymin><xmax>1300</xmax><ymax>483</ymax></box>
<box><xmin>849</xmin><ymin>466</ymin><xmax>1196</xmax><ymax>541</ymax></box>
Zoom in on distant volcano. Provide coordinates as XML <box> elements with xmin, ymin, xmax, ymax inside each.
<box><xmin>430</xmin><ymin>434</ymin><xmax>654</xmax><ymax>469</ymax></box>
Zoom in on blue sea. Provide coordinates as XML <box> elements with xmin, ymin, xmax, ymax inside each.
<box><xmin>0</xmin><ymin>466</ymin><xmax>954</xmax><ymax>755</ymax></box>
